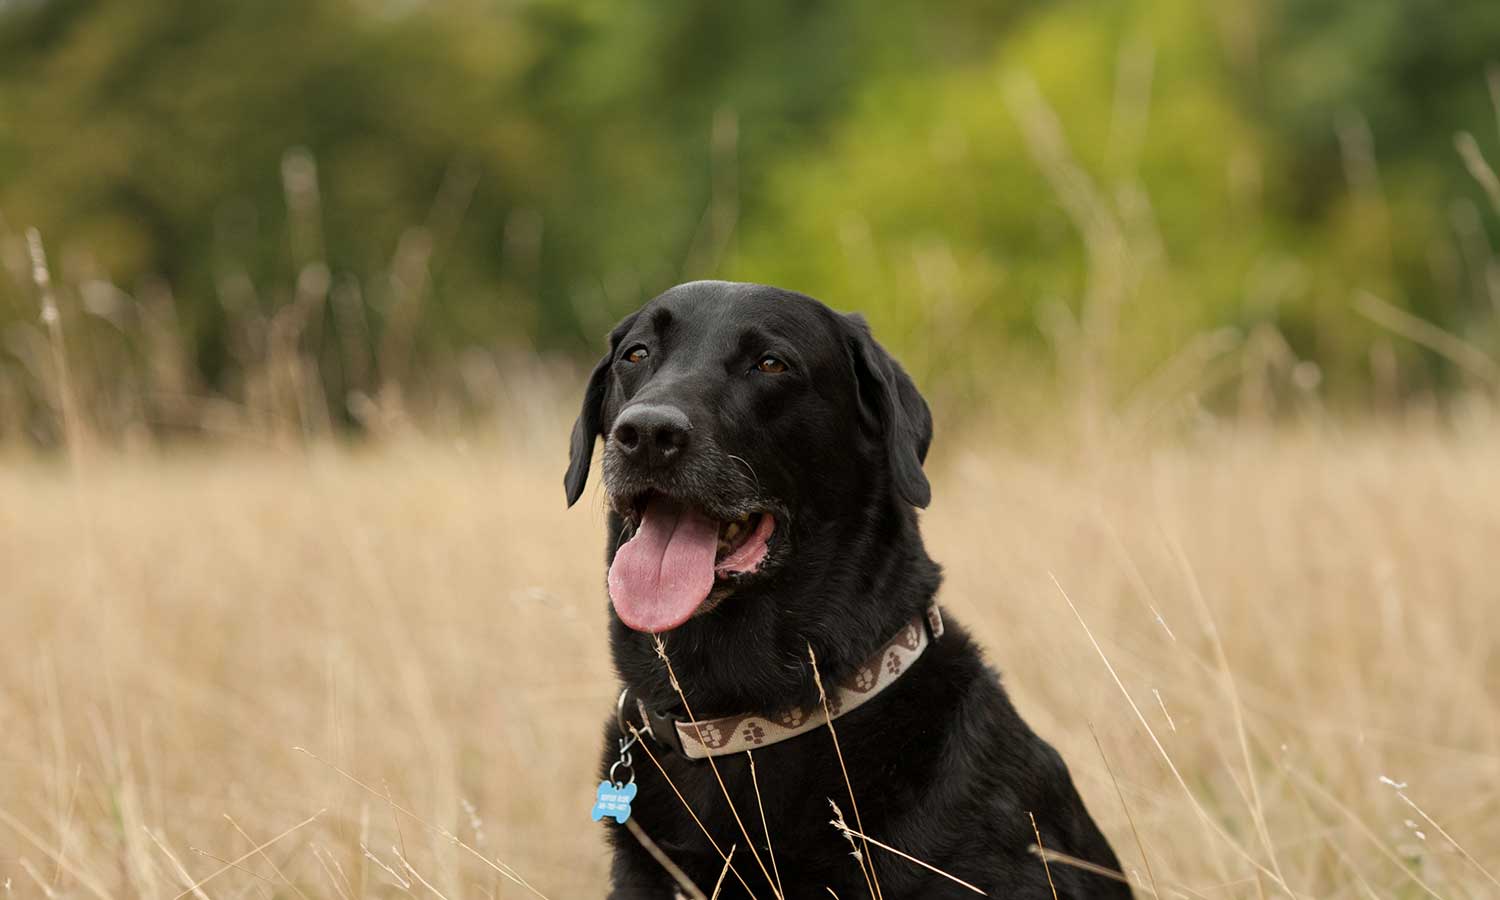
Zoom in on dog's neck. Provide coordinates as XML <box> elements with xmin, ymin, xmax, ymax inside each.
<box><xmin>606</xmin><ymin>500</ymin><xmax>942</xmax><ymax>720</ymax></box>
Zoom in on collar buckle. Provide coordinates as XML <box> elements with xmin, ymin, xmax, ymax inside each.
<box><xmin>617</xmin><ymin>688</ymin><xmax>686</xmax><ymax>756</ymax></box>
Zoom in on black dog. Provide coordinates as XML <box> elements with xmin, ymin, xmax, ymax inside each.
<box><xmin>567</xmin><ymin>281</ymin><xmax>1129</xmax><ymax>899</ymax></box>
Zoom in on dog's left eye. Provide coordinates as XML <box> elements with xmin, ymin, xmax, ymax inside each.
<box><xmin>756</xmin><ymin>355</ymin><xmax>788</xmax><ymax>374</ymax></box>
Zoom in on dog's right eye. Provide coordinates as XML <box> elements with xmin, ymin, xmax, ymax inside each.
<box><xmin>623</xmin><ymin>346</ymin><xmax>650</xmax><ymax>364</ymax></box>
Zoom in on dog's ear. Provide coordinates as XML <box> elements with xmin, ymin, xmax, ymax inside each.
<box><xmin>845</xmin><ymin>313</ymin><xmax>933</xmax><ymax>509</ymax></box>
<box><xmin>564</xmin><ymin>313</ymin><xmax>638</xmax><ymax>507</ymax></box>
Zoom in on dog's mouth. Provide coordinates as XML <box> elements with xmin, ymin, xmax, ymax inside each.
<box><xmin>607</xmin><ymin>492</ymin><xmax>777</xmax><ymax>633</ymax></box>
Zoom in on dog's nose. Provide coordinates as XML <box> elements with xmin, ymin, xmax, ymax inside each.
<box><xmin>611</xmin><ymin>404</ymin><xmax>691</xmax><ymax>469</ymax></box>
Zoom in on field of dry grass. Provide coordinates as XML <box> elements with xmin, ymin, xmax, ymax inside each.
<box><xmin>2</xmin><ymin>415</ymin><xmax>1498</xmax><ymax>898</ymax></box>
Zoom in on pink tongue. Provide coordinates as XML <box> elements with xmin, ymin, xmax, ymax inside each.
<box><xmin>608</xmin><ymin>497</ymin><xmax>720</xmax><ymax>633</ymax></box>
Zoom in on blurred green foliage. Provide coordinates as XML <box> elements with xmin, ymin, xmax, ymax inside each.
<box><xmin>1</xmin><ymin>0</ymin><xmax>1497</xmax><ymax>432</ymax></box>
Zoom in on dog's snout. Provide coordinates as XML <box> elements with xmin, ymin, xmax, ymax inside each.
<box><xmin>612</xmin><ymin>404</ymin><xmax>691</xmax><ymax>469</ymax></box>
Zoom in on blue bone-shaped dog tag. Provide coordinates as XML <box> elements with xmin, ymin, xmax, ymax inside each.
<box><xmin>590</xmin><ymin>780</ymin><xmax>637</xmax><ymax>824</ymax></box>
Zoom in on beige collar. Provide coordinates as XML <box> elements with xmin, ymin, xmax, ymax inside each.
<box><xmin>628</xmin><ymin>605</ymin><xmax>945</xmax><ymax>760</ymax></box>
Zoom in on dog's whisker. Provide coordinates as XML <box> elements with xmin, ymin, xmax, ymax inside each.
<box><xmin>727</xmin><ymin>454</ymin><xmax>761</xmax><ymax>493</ymax></box>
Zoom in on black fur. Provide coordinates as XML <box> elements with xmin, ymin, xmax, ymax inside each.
<box><xmin>566</xmin><ymin>281</ymin><xmax>1130</xmax><ymax>899</ymax></box>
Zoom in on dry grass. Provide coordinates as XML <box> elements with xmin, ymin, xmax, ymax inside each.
<box><xmin>2</xmin><ymin>33</ymin><xmax>1497</xmax><ymax>900</ymax></box>
<box><xmin>2</xmin><ymin>416</ymin><xmax>1499</xmax><ymax>898</ymax></box>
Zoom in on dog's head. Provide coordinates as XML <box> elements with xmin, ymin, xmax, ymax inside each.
<box><xmin>565</xmin><ymin>282</ymin><xmax>937</xmax><ymax>700</ymax></box>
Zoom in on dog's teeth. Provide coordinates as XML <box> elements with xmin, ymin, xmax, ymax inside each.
<box><xmin>724</xmin><ymin>522</ymin><xmax>740</xmax><ymax>540</ymax></box>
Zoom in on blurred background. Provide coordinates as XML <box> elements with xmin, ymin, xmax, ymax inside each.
<box><xmin>2</xmin><ymin>0</ymin><xmax>1499</xmax><ymax>447</ymax></box>
<box><xmin>4</xmin><ymin>3</ymin><xmax>1500</xmax><ymax>898</ymax></box>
